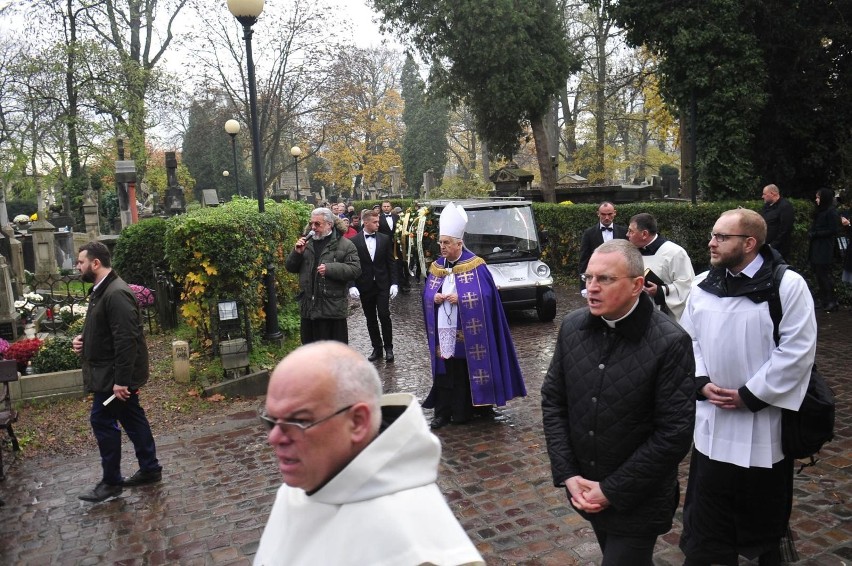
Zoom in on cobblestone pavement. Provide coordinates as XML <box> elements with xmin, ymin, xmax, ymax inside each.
<box><xmin>1</xmin><ymin>282</ymin><xmax>849</xmax><ymax>565</ymax></box>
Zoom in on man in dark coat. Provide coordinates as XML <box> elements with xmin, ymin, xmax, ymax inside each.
<box><xmin>542</xmin><ymin>239</ymin><xmax>695</xmax><ymax>566</ymax></box>
<box><xmin>349</xmin><ymin>209</ymin><xmax>398</xmax><ymax>362</ymax></box>
<box><xmin>286</xmin><ymin>208</ymin><xmax>361</xmax><ymax>344</ymax></box>
<box><xmin>73</xmin><ymin>241</ymin><xmax>162</xmax><ymax>503</ymax></box>
<box><xmin>578</xmin><ymin>202</ymin><xmax>628</xmax><ymax>292</ymax></box>
<box><xmin>760</xmin><ymin>184</ymin><xmax>795</xmax><ymax>260</ymax></box>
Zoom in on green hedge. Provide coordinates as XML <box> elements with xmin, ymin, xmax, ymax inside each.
<box><xmin>113</xmin><ymin>217</ymin><xmax>169</xmax><ymax>289</ymax></box>
<box><xmin>532</xmin><ymin>199</ymin><xmax>815</xmax><ymax>279</ymax></box>
<box><xmin>162</xmin><ymin>198</ymin><xmax>310</xmax><ymax>339</ymax></box>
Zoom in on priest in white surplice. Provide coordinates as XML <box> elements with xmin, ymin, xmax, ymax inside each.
<box><xmin>678</xmin><ymin>209</ymin><xmax>816</xmax><ymax>566</ymax></box>
<box><xmin>254</xmin><ymin>341</ymin><xmax>483</xmax><ymax>566</ymax></box>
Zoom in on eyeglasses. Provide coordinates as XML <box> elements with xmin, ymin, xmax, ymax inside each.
<box><xmin>709</xmin><ymin>233</ymin><xmax>751</xmax><ymax>243</ymax></box>
<box><xmin>259</xmin><ymin>405</ymin><xmax>353</xmax><ymax>436</ymax></box>
<box><xmin>309</xmin><ymin>221</ymin><xmax>326</xmax><ymax>227</ymax></box>
<box><xmin>581</xmin><ymin>273</ymin><xmax>633</xmax><ymax>286</ymax></box>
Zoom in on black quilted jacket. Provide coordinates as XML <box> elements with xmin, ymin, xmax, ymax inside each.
<box><xmin>541</xmin><ymin>293</ymin><xmax>695</xmax><ymax>536</ymax></box>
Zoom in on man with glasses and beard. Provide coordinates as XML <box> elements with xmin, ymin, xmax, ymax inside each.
<box><xmin>253</xmin><ymin>341</ymin><xmax>484</xmax><ymax>566</ymax></box>
<box><xmin>72</xmin><ymin>241</ymin><xmax>161</xmax><ymax>502</ymax></box>
<box><xmin>286</xmin><ymin>207</ymin><xmax>360</xmax><ymax>344</ymax></box>
<box><xmin>679</xmin><ymin>209</ymin><xmax>816</xmax><ymax>565</ymax></box>
<box><xmin>542</xmin><ymin>240</ymin><xmax>694</xmax><ymax>565</ymax></box>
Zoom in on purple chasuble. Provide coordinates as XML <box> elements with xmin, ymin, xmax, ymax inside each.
<box><xmin>422</xmin><ymin>249</ymin><xmax>526</xmax><ymax>406</ymax></box>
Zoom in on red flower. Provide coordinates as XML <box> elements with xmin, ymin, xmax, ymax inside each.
<box><xmin>5</xmin><ymin>338</ymin><xmax>44</xmax><ymax>372</ymax></box>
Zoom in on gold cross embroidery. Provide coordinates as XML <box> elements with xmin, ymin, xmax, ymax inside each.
<box><xmin>461</xmin><ymin>291</ymin><xmax>479</xmax><ymax>309</ymax></box>
<box><xmin>469</xmin><ymin>344</ymin><xmax>487</xmax><ymax>361</ymax></box>
<box><xmin>465</xmin><ymin>318</ymin><xmax>483</xmax><ymax>335</ymax></box>
<box><xmin>457</xmin><ymin>270</ymin><xmax>475</xmax><ymax>284</ymax></box>
<box><xmin>472</xmin><ymin>369</ymin><xmax>490</xmax><ymax>385</ymax></box>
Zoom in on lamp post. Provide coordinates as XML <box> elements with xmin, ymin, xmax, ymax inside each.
<box><xmin>224</xmin><ymin>119</ymin><xmax>241</xmax><ymax>197</ymax></box>
<box><xmin>228</xmin><ymin>0</ymin><xmax>282</xmax><ymax>342</ymax></box>
<box><xmin>290</xmin><ymin>145</ymin><xmax>302</xmax><ymax>197</ymax></box>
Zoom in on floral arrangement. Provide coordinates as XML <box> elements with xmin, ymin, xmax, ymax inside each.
<box><xmin>0</xmin><ymin>338</ymin><xmax>9</xmax><ymax>357</ymax></box>
<box><xmin>31</xmin><ymin>336</ymin><xmax>80</xmax><ymax>373</ymax></box>
<box><xmin>5</xmin><ymin>338</ymin><xmax>43</xmax><ymax>372</ymax></box>
<box><xmin>13</xmin><ymin>214</ymin><xmax>30</xmax><ymax>224</ymax></box>
<box><xmin>30</xmin><ymin>212</ymin><xmax>38</xmax><ymax>221</ymax></box>
<box><xmin>58</xmin><ymin>304</ymin><xmax>88</xmax><ymax>324</ymax></box>
<box><xmin>128</xmin><ymin>284</ymin><xmax>155</xmax><ymax>307</ymax></box>
<box><xmin>558</xmin><ymin>200</ymin><xmax>574</xmax><ymax>206</ymax></box>
<box><xmin>15</xmin><ymin>292</ymin><xmax>44</xmax><ymax>319</ymax></box>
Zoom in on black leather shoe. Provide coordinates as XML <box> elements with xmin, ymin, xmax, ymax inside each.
<box><xmin>78</xmin><ymin>481</ymin><xmax>122</xmax><ymax>502</ymax></box>
<box><xmin>122</xmin><ymin>468</ymin><xmax>162</xmax><ymax>487</ymax></box>
<box><xmin>824</xmin><ymin>301</ymin><xmax>839</xmax><ymax>312</ymax></box>
<box><xmin>384</xmin><ymin>347</ymin><xmax>395</xmax><ymax>363</ymax></box>
<box><xmin>430</xmin><ymin>414</ymin><xmax>451</xmax><ymax>429</ymax></box>
<box><xmin>401</xmin><ymin>287</ymin><xmax>411</xmax><ymax>294</ymax></box>
<box><xmin>367</xmin><ymin>348</ymin><xmax>382</xmax><ymax>362</ymax></box>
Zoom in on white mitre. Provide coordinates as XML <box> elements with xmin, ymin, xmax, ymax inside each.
<box><xmin>439</xmin><ymin>202</ymin><xmax>468</xmax><ymax>239</ymax></box>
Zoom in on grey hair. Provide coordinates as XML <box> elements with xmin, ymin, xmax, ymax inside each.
<box><xmin>595</xmin><ymin>239</ymin><xmax>644</xmax><ymax>277</ymax></box>
<box><xmin>328</xmin><ymin>348</ymin><xmax>383</xmax><ymax>432</ymax></box>
<box><xmin>311</xmin><ymin>207</ymin><xmax>335</xmax><ymax>224</ymax></box>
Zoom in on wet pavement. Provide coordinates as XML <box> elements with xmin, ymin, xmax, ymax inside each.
<box><xmin>1</xmin><ymin>282</ymin><xmax>849</xmax><ymax>565</ymax></box>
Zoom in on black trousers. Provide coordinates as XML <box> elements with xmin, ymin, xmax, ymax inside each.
<box><xmin>680</xmin><ymin>448</ymin><xmax>793</xmax><ymax>565</ymax></box>
<box><xmin>812</xmin><ymin>263</ymin><xmax>836</xmax><ymax>304</ymax></box>
<box><xmin>300</xmin><ymin>318</ymin><xmax>348</xmax><ymax>345</ymax></box>
<box><xmin>91</xmin><ymin>391</ymin><xmax>160</xmax><ymax>485</ymax></box>
<box><xmin>359</xmin><ymin>288</ymin><xmax>392</xmax><ymax>349</ymax></box>
<box><xmin>431</xmin><ymin>358</ymin><xmax>473</xmax><ymax>423</ymax></box>
<box><xmin>590</xmin><ymin>523</ymin><xmax>656</xmax><ymax>566</ymax></box>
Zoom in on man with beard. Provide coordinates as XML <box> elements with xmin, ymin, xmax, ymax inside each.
<box><xmin>72</xmin><ymin>241</ymin><xmax>161</xmax><ymax>502</ymax></box>
<box><xmin>679</xmin><ymin>209</ymin><xmax>816</xmax><ymax>565</ymax></box>
<box><xmin>286</xmin><ymin>207</ymin><xmax>361</xmax><ymax>344</ymax></box>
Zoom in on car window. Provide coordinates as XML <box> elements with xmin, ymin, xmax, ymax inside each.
<box><xmin>464</xmin><ymin>207</ymin><xmax>539</xmax><ymax>258</ymax></box>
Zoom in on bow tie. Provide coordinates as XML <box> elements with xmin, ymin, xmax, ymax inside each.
<box><xmin>601</xmin><ymin>226</ymin><xmax>613</xmax><ymax>232</ymax></box>
<box><xmin>365</xmin><ymin>233</ymin><xmax>375</xmax><ymax>238</ymax></box>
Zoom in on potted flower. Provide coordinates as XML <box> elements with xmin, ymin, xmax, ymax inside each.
<box><xmin>13</xmin><ymin>214</ymin><xmax>31</xmax><ymax>231</ymax></box>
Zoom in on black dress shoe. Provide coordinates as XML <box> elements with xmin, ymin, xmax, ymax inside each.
<box><xmin>430</xmin><ymin>415</ymin><xmax>451</xmax><ymax>429</ymax></box>
<box><xmin>367</xmin><ymin>348</ymin><xmax>382</xmax><ymax>362</ymax></box>
<box><xmin>78</xmin><ymin>481</ymin><xmax>122</xmax><ymax>502</ymax></box>
<box><xmin>385</xmin><ymin>347</ymin><xmax>395</xmax><ymax>362</ymax></box>
<box><xmin>824</xmin><ymin>301</ymin><xmax>839</xmax><ymax>312</ymax></box>
<box><xmin>122</xmin><ymin>468</ymin><xmax>162</xmax><ymax>487</ymax></box>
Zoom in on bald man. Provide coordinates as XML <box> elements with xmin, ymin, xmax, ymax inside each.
<box><xmin>253</xmin><ymin>342</ymin><xmax>483</xmax><ymax>566</ymax></box>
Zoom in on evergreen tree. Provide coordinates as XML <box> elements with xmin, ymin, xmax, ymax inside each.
<box><xmin>401</xmin><ymin>55</ymin><xmax>450</xmax><ymax>195</ymax></box>
<box><xmin>182</xmin><ymin>100</ymin><xmax>248</xmax><ymax>201</ymax></box>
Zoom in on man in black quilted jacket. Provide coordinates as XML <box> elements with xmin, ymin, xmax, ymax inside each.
<box><xmin>542</xmin><ymin>239</ymin><xmax>695</xmax><ymax>566</ymax></box>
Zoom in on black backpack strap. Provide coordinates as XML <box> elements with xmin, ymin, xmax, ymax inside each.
<box><xmin>768</xmin><ymin>264</ymin><xmax>788</xmax><ymax>347</ymax></box>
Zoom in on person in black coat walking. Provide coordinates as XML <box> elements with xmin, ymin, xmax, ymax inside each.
<box><xmin>809</xmin><ymin>188</ymin><xmax>840</xmax><ymax>311</ymax></box>
<box><xmin>542</xmin><ymin>240</ymin><xmax>695</xmax><ymax>566</ymax></box>
<box><xmin>350</xmin><ymin>210</ymin><xmax>398</xmax><ymax>362</ymax></box>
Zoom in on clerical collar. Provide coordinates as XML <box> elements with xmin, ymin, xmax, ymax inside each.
<box><xmin>726</xmin><ymin>254</ymin><xmax>764</xmax><ymax>279</ymax></box>
<box><xmin>601</xmin><ymin>297</ymin><xmax>641</xmax><ymax>327</ymax></box>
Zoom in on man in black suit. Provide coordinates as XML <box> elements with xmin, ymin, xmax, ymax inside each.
<box><xmin>578</xmin><ymin>201</ymin><xmax>628</xmax><ymax>292</ymax></box>
<box><xmin>350</xmin><ymin>209</ymin><xmax>399</xmax><ymax>362</ymax></box>
<box><xmin>378</xmin><ymin>200</ymin><xmax>411</xmax><ymax>293</ymax></box>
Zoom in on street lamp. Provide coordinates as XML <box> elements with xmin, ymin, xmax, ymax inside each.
<box><xmin>228</xmin><ymin>0</ymin><xmax>282</xmax><ymax>342</ymax></box>
<box><xmin>290</xmin><ymin>145</ymin><xmax>302</xmax><ymax>197</ymax></box>
<box><xmin>224</xmin><ymin>119</ymin><xmax>241</xmax><ymax>197</ymax></box>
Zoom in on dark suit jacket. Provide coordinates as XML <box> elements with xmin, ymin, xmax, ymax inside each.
<box><xmin>578</xmin><ymin>223</ymin><xmax>628</xmax><ymax>287</ymax></box>
<box><xmin>378</xmin><ymin>213</ymin><xmax>398</xmax><ymax>237</ymax></box>
<box><xmin>351</xmin><ymin>231</ymin><xmax>397</xmax><ymax>292</ymax></box>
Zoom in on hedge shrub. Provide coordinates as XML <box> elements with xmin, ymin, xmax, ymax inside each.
<box><xmin>113</xmin><ymin>217</ymin><xmax>169</xmax><ymax>289</ymax></box>
<box><xmin>532</xmin><ymin>199</ymin><xmax>815</xmax><ymax>279</ymax></box>
<box><xmin>163</xmin><ymin>198</ymin><xmax>309</xmax><ymax>339</ymax></box>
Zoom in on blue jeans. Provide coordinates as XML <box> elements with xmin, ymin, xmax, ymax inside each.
<box><xmin>90</xmin><ymin>391</ymin><xmax>160</xmax><ymax>485</ymax></box>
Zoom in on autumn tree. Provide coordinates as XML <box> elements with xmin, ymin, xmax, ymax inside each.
<box><xmin>315</xmin><ymin>47</ymin><xmax>404</xmax><ymax>198</ymax></box>
<box><xmin>371</xmin><ymin>0</ymin><xmax>579</xmax><ymax>202</ymax></box>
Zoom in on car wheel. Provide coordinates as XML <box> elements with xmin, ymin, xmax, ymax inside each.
<box><xmin>536</xmin><ymin>288</ymin><xmax>557</xmax><ymax>322</ymax></box>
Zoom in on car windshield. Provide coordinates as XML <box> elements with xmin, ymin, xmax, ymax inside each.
<box><xmin>463</xmin><ymin>206</ymin><xmax>540</xmax><ymax>260</ymax></box>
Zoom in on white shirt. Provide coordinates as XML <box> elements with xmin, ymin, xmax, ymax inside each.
<box><xmin>679</xmin><ymin>265</ymin><xmax>816</xmax><ymax>468</ymax></box>
<box><xmin>363</xmin><ymin>231</ymin><xmax>377</xmax><ymax>261</ymax></box>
